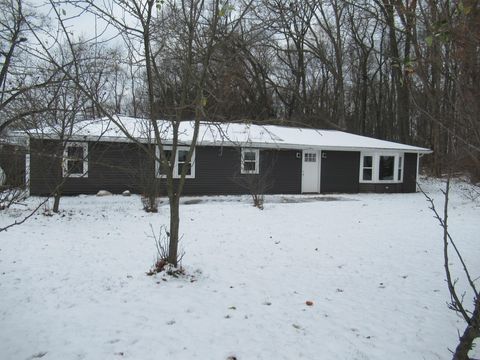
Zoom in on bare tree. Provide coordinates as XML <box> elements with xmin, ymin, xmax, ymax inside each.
<box><xmin>26</xmin><ymin>0</ymin><xmax>254</xmax><ymax>267</ymax></box>
<box><xmin>420</xmin><ymin>178</ymin><xmax>479</xmax><ymax>360</ymax></box>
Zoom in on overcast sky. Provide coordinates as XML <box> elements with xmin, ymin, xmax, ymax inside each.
<box><xmin>30</xmin><ymin>0</ymin><xmax>126</xmax><ymax>43</ymax></box>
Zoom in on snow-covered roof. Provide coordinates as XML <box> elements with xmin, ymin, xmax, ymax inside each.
<box><xmin>22</xmin><ymin>116</ymin><xmax>431</xmax><ymax>153</ymax></box>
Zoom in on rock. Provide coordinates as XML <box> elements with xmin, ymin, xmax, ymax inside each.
<box><xmin>96</xmin><ymin>190</ymin><xmax>112</xmax><ymax>197</ymax></box>
<box><xmin>122</xmin><ymin>190</ymin><xmax>131</xmax><ymax>196</ymax></box>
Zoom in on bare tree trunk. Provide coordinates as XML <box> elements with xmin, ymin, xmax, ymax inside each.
<box><xmin>52</xmin><ymin>192</ymin><xmax>61</xmax><ymax>213</ymax></box>
<box><xmin>453</xmin><ymin>300</ymin><xmax>480</xmax><ymax>360</ymax></box>
<box><xmin>168</xmin><ymin>195</ymin><xmax>180</xmax><ymax>266</ymax></box>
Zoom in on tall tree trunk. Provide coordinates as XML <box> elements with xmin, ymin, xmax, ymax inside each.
<box><xmin>168</xmin><ymin>195</ymin><xmax>180</xmax><ymax>267</ymax></box>
<box><xmin>52</xmin><ymin>192</ymin><xmax>61</xmax><ymax>213</ymax></box>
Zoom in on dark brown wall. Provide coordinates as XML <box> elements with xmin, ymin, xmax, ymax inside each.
<box><xmin>403</xmin><ymin>153</ymin><xmax>417</xmax><ymax>193</ymax></box>
<box><xmin>29</xmin><ymin>139</ymin><xmax>302</xmax><ymax>196</ymax></box>
<box><xmin>158</xmin><ymin>147</ymin><xmax>301</xmax><ymax>195</ymax></box>
<box><xmin>30</xmin><ymin>139</ymin><xmax>147</xmax><ymax>195</ymax></box>
<box><xmin>320</xmin><ymin>150</ymin><xmax>360</xmax><ymax>193</ymax></box>
<box><xmin>29</xmin><ymin>138</ymin><xmax>419</xmax><ymax>196</ymax></box>
<box><xmin>0</xmin><ymin>145</ymin><xmax>26</xmax><ymax>188</ymax></box>
<box><xmin>358</xmin><ymin>183</ymin><xmax>402</xmax><ymax>193</ymax></box>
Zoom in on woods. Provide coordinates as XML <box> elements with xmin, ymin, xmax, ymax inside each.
<box><xmin>1</xmin><ymin>0</ymin><xmax>479</xmax><ymax>179</ymax></box>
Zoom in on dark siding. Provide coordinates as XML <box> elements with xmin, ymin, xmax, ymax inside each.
<box><xmin>359</xmin><ymin>183</ymin><xmax>402</xmax><ymax>193</ymax></box>
<box><xmin>30</xmin><ymin>139</ymin><xmax>62</xmax><ymax>195</ymax></box>
<box><xmin>158</xmin><ymin>147</ymin><xmax>302</xmax><ymax>196</ymax></box>
<box><xmin>320</xmin><ymin>150</ymin><xmax>360</xmax><ymax>193</ymax></box>
<box><xmin>30</xmin><ymin>139</ymin><xmax>302</xmax><ymax>196</ymax></box>
<box><xmin>403</xmin><ymin>153</ymin><xmax>417</xmax><ymax>193</ymax></box>
<box><xmin>28</xmin><ymin>138</ymin><xmax>418</xmax><ymax>196</ymax></box>
<box><xmin>30</xmin><ymin>139</ymin><xmax>149</xmax><ymax>195</ymax></box>
<box><xmin>89</xmin><ymin>142</ymin><xmax>151</xmax><ymax>194</ymax></box>
<box><xmin>0</xmin><ymin>145</ymin><xmax>26</xmax><ymax>188</ymax></box>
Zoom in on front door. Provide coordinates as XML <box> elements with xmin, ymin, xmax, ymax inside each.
<box><xmin>301</xmin><ymin>150</ymin><xmax>320</xmax><ymax>193</ymax></box>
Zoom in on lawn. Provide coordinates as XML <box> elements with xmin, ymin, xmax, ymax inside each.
<box><xmin>1</xmin><ymin>179</ymin><xmax>479</xmax><ymax>360</ymax></box>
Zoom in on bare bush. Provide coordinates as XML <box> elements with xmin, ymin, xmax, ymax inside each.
<box><xmin>232</xmin><ymin>150</ymin><xmax>275</xmax><ymax>210</ymax></box>
<box><xmin>141</xmin><ymin>194</ymin><xmax>159</xmax><ymax>213</ymax></box>
<box><xmin>0</xmin><ymin>187</ymin><xmax>27</xmax><ymax>210</ymax></box>
<box><xmin>146</xmin><ymin>224</ymin><xmax>184</xmax><ymax>276</ymax></box>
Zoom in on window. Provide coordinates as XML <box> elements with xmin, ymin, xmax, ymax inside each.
<box><xmin>241</xmin><ymin>148</ymin><xmax>259</xmax><ymax>174</ymax></box>
<box><xmin>177</xmin><ymin>149</ymin><xmax>192</xmax><ymax>177</ymax></box>
<box><xmin>63</xmin><ymin>142</ymin><xmax>88</xmax><ymax>178</ymax></box>
<box><xmin>157</xmin><ymin>149</ymin><xmax>172</xmax><ymax>177</ymax></box>
<box><xmin>304</xmin><ymin>153</ymin><xmax>317</xmax><ymax>162</ymax></box>
<box><xmin>360</xmin><ymin>152</ymin><xmax>404</xmax><ymax>183</ymax></box>
<box><xmin>379</xmin><ymin>156</ymin><xmax>395</xmax><ymax>180</ymax></box>
<box><xmin>361</xmin><ymin>155</ymin><xmax>373</xmax><ymax>181</ymax></box>
<box><xmin>156</xmin><ymin>146</ymin><xmax>195</xmax><ymax>179</ymax></box>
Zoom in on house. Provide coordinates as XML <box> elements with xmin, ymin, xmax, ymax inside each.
<box><xmin>13</xmin><ymin>116</ymin><xmax>431</xmax><ymax>196</ymax></box>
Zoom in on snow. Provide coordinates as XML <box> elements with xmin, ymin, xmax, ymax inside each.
<box><xmin>21</xmin><ymin>116</ymin><xmax>431</xmax><ymax>153</ymax></box>
<box><xmin>0</xmin><ymin>179</ymin><xmax>478</xmax><ymax>360</ymax></box>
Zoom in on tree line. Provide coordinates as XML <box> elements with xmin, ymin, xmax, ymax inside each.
<box><xmin>1</xmin><ymin>0</ymin><xmax>479</xmax><ymax>179</ymax></box>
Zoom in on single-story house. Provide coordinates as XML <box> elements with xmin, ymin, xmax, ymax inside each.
<box><xmin>11</xmin><ymin>116</ymin><xmax>431</xmax><ymax>196</ymax></box>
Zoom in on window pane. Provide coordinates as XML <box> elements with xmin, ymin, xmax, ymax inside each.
<box><xmin>305</xmin><ymin>153</ymin><xmax>316</xmax><ymax>162</ymax></box>
<box><xmin>68</xmin><ymin>146</ymin><xmax>84</xmax><ymax>160</ymax></box>
<box><xmin>178</xmin><ymin>150</ymin><xmax>188</xmax><ymax>162</ymax></box>
<box><xmin>163</xmin><ymin>150</ymin><xmax>172</xmax><ymax>161</ymax></box>
<box><xmin>379</xmin><ymin>156</ymin><xmax>394</xmax><ymax>180</ymax></box>
<box><xmin>363</xmin><ymin>169</ymin><xmax>372</xmax><ymax>181</ymax></box>
<box><xmin>159</xmin><ymin>150</ymin><xmax>172</xmax><ymax>174</ymax></box>
<box><xmin>244</xmin><ymin>161</ymin><xmax>256</xmax><ymax>171</ymax></box>
<box><xmin>363</xmin><ymin>156</ymin><xmax>372</xmax><ymax>168</ymax></box>
<box><xmin>244</xmin><ymin>151</ymin><xmax>256</xmax><ymax>161</ymax></box>
<box><xmin>398</xmin><ymin>156</ymin><xmax>403</xmax><ymax>181</ymax></box>
<box><xmin>68</xmin><ymin>160</ymin><xmax>83</xmax><ymax>174</ymax></box>
<box><xmin>177</xmin><ymin>162</ymin><xmax>191</xmax><ymax>176</ymax></box>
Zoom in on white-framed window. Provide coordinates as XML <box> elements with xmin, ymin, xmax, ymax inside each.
<box><xmin>304</xmin><ymin>152</ymin><xmax>317</xmax><ymax>162</ymax></box>
<box><xmin>241</xmin><ymin>148</ymin><xmax>260</xmax><ymax>174</ymax></box>
<box><xmin>155</xmin><ymin>146</ymin><xmax>195</xmax><ymax>179</ymax></box>
<box><xmin>62</xmin><ymin>142</ymin><xmax>88</xmax><ymax>178</ymax></box>
<box><xmin>360</xmin><ymin>152</ymin><xmax>404</xmax><ymax>183</ymax></box>
<box><xmin>361</xmin><ymin>155</ymin><xmax>373</xmax><ymax>181</ymax></box>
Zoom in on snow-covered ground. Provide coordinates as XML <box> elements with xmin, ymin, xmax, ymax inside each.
<box><xmin>0</xmin><ymin>179</ymin><xmax>479</xmax><ymax>360</ymax></box>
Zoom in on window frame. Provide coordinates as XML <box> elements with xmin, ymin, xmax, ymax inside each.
<box><xmin>62</xmin><ymin>142</ymin><xmax>88</xmax><ymax>178</ymax></box>
<box><xmin>155</xmin><ymin>145</ymin><xmax>195</xmax><ymax>179</ymax></box>
<box><xmin>359</xmin><ymin>152</ymin><xmax>404</xmax><ymax>183</ymax></box>
<box><xmin>397</xmin><ymin>155</ymin><xmax>404</xmax><ymax>181</ymax></box>
<box><xmin>360</xmin><ymin>155</ymin><xmax>374</xmax><ymax>181</ymax></box>
<box><xmin>241</xmin><ymin>148</ymin><xmax>260</xmax><ymax>174</ymax></box>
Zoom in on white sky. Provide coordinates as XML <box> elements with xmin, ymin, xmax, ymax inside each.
<box><xmin>29</xmin><ymin>0</ymin><xmax>126</xmax><ymax>43</ymax></box>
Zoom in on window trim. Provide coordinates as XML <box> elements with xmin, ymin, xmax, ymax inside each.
<box><xmin>360</xmin><ymin>154</ymin><xmax>373</xmax><ymax>181</ymax></box>
<box><xmin>62</xmin><ymin>142</ymin><xmax>88</xmax><ymax>178</ymax></box>
<box><xmin>397</xmin><ymin>155</ymin><xmax>404</xmax><ymax>182</ymax></box>
<box><xmin>155</xmin><ymin>145</ymin><xmax>196</xmax><ymax>179</ymax></box>
<box><xmin>359</xmin><ymin>152</ymin><xmax>404</xmax><ymax>183</ymax></box>
<box><xmin>241</xmin><ymin>148</ymin><xmax>260</xmax><ymax>174</ymax></box>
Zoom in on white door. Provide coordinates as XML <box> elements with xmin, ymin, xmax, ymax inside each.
<box><xmin>301</xmin><ymin>150</ymin><xmax>320</xmax><ymax>193</ymax></box>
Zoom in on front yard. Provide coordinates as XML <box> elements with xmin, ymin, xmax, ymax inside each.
<box><xmin>0</xmin><ymin>179</ymin><xmax>479</xmax><ymax>359</ymax></box>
